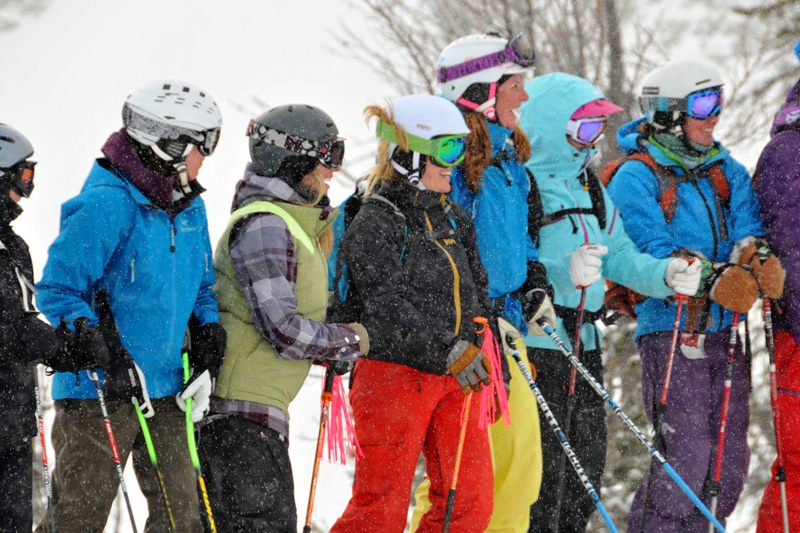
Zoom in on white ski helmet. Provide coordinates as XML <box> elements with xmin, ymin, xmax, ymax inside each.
<box><xmin>438</xmin><ymin>33</ymin><xmax>535</xmax><ymax>120</ymax></box>
<box><xmin>639</xmin><ymin>59</ymin><xmax>724</xmax><ymax>126</ymax></box>
<box><xmin>376</xmin><ymin>94</ymin><xmax>470</xmax><ymax>184</ymax></box>
<box><xmin>123</xmin><ymin>79</ymin><xmax>223</xmax><ymax>162</ymax></box>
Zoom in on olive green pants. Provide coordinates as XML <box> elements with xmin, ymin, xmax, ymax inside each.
<box><xmin>36</xmin><ymin>397</ymin><xmax>203</xmax><ymax>533</ymax></box>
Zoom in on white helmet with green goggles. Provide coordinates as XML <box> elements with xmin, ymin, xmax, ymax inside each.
<box><xmin>377</xmin><ymin>95</ymin><xmax>470</xmax><ymax>184</ymax></box>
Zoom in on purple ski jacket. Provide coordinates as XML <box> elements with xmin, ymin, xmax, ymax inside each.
<box><xmin>755</xmin><ymin>71</ymin><xmax>800</xmax><ymax>339</ymax></box>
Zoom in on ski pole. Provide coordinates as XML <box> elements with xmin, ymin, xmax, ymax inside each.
<box><xmin>134</xmin><ymin>404</ymin><xmax>177</xmax><ymax>532</ymax></box>
<box><xmin>182</xmin><ymin>353</ymin><xmax>218</xmax><ymax>533</ymax></box>
<box><xmin>510</xmin><ymin>347</ymin><xmax>618</xmax><ymax>532</ymax></box>
<box><xmin>552</xmin><ymin>285</ymin><xmax>586</xmax><ymax>531</ymax></box>
<box><xmin>34</xmin><ymin>364</ymin><xmax>56</xmax><ymax>533</ymax></box>
<box><xmin>443</xmin><ymin>316</ymin><xmax>486</xmax><ymax>533</ymax></box>
<box><xmin>763</xmin><ymin>296</ymin><xmax>790</xmax><ymax>533</ymax></box>
<box><xmin>708</xmin><ymin>312</ymin><xmax>739</xmax><ymax>533</ymax></box>
<box><xmin>303</xmin><ymin>362</ymin><xmax>336</xmax><ymax>533</ymax></box>
<box><xmin>88</xmin><ymin>369</ymin><xmax>139</xmax><ymax>533</ymax></box>
<box><xmin>640</xmin><ymin>293</ymin><xmax>688</xmax><ymax>532</ymax></box>
<box><xmin>539</xmin><ymin>321</ymin><xmax>728</xmax><ymax>533</ymax></box>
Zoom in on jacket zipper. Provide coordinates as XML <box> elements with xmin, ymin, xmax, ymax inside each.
<box><xmin>691</xmin><ymin>182</ymin><xmax>719</xmax><ymax>260</ymax></box>
<box><xmin>424</xmin><ymin>212</ymin><xmax>461</xmax><ymax>334</ymax></box>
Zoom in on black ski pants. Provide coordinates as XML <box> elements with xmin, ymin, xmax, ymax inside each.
<box><xmin>528</xmin><ymin>347</ymin><xmax>607</xmax><ymax>533</ymax></box>
<box><xmin>0</xmin><ymin>433</ymin><xmax>33</xmax><ymax>532</ymax></box>
<box><xmin>199</xmin><ymin>416</ymin><xmax>296</xmax><ymax>533</ymax></box>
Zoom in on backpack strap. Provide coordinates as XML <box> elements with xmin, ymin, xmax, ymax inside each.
<box><xmin>526</xmin><ymin>168</ymin><xmax>545</xmax><ymax>245</ymax></box>
<box><xmin>540</xmin><ymin>171</ymin><xmax>607</xmax><ymax>231</ymax></box>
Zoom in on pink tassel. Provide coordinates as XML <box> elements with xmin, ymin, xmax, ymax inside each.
<box><xmin>324</xmin><ymin>374</ymin><xmax>364</xmax><ymax>464</ymax></box>
<box><xmin>478</xmin><ymin>326</ymin><xmax>511</xmax><ymax>429</ymax></box>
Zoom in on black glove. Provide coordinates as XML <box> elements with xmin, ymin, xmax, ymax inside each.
<box><xmin>95</xmin><ymin>292</ymin><xmax>153</xmax><ymax>417</ymax></box>
<box><xmin>186</xmin><ymin>315</ymin><xmax>227</xmax><ymax>381</ymax></box>
<box><xmin>327</xmin><ymin>359</ymin><xmax>353</xmax><ymax>376</ymax></box>
<box><xmin>49</xmin><ymin>317</ymin><xmax>110</xmax><ymax>373</ymax></box>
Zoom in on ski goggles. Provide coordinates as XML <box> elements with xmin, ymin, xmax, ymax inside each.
<box><xmin>438</xmin><ymin>33</ymin><xmax>536</xmax><ymax>83</ymax></box>
<box><xmin>565</xmin><ymin>117</ymin><xmax>607</xmax><ymax>146</ymax></box>
<box><xmin>124</xmin><ymin>107</ymin><xmax>221</xmax><ymax>157</ymax></box>
<box><xmin>1</xmin><ymin>159</ymin><xmax>36</xmax><ymax>198</ymax></box>
<box><xmin>685</xmin><ymin>88</ymin><xmax>723</xmax><ymax>119</ymax></box>
<box><xmin>247</xmin><ymin>120</ymin><xmax>345</xmax><ymax>169</ymax></box>
<box><xmin>376</xmin><ymin>120</ymin><xmax>467</xmax><ymax>167</ymax></box>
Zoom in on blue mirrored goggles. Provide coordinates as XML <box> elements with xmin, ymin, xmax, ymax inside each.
<box><xmin>685</xmin><ymin>88</ymin><xmax>723</xmax><ymax>119</ymax></box>
<box><xmin>565</xmin><ymin>118</ymin><xmax>607</xmax><ymax>146</ymax></box>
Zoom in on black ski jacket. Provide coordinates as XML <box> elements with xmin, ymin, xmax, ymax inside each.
<box><xmin>0</xmin><ymin>214</ymin><xmax>38</xmax><ymax>441</ymax></box>
<box><xmin>343</xmin><ymin>179</ymin><xmax>507</xmax><ymax>378</ymax></box>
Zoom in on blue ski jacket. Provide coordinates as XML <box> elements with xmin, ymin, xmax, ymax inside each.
<box><xmin>37</xmin><ymin>160</ymin><xmax>219</xmax><ymax>400</ymax></box>
<box><xmin>519</xmin><ymin>73</ymin><xmax>674</xmax><ymax>351</ymax></box>
<box><xmin>450</xmin><ymin>120</ymin><xmax>539</xmax><ymax>331</ymax></box>
<box><xmin>607</xmin><ymin>118</ymin><xmax>763</xmax><ymax>338</ymax></box>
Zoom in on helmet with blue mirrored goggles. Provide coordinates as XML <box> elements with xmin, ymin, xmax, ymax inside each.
<box><xmin>376</xmin><ymin>120</ymin><xmax>467</xmax><ymax>167</ymax></box>
<box><xmin>640</xmin><ymin>87</ymin><xmax>723</xmax><ymax>120</ymax></box>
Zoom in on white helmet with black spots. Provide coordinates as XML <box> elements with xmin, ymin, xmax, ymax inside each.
<box><xmin>0</xmin><ymin>123</ymin><xmax>36</xmax><ymax>200</ymax></box>
<box><xmin>123</xmin><ymin>79</ymin><xmax>223</xmax><ymax>192</ymax></box>
<box><xmin>639</xmin><ymin>59</ymin><xmax>724</xmax><ymax>131</ymax></box>
<box><xmin>375</xmin><ymin>94</ymin><xmax>470</xmax><ymax>185</ymax></box>
<box><xmin>438</xmin><ymin>32</ymin><xmax>535</xmax><ymax>120</ymax></box>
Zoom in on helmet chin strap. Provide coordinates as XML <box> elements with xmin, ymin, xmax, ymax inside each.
<box><xmin>150</xmin><ymin>143</ymin><xmax>193</xmax><ymax>194</ymax></box>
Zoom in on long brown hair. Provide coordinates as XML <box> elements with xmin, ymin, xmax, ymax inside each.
<box><xmin>461</xmin><ymin>112</ymin><xmax>532</xmax><ymax>193</ymax></box>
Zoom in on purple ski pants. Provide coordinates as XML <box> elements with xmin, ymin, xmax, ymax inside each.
<box><xmin>627</xmin><ymin>328</ymin><xmax>750</xmax><ymax>532</ymax></box>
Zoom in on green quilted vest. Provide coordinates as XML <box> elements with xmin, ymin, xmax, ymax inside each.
<box><xmin>213</xmin><ymin>200</ymin><xmax>336</xmax><ymax>416</ymax></box>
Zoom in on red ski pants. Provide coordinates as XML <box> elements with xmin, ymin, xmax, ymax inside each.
<box><xmin>758</xmin><ymin>330</ymin><xmax>800</xmax><ymax>532</ymax></box>
<box><xmin>330</xmin><ymin>358</ymin><xmax>493</xmax><ymax>533</ymax></box>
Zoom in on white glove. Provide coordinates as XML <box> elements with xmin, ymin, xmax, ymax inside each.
<box><xmin>665</xmin><ymin>258</ymin><xmax>703</xmax><ymax>296</ymax></box>
<box><xmin>132</xmin><ymin>363</ymin><xmax>155</xmax><ymax>418</ymax></box>
<box><xmin>525</xmin><ymin>289</ymin><xmax>558</xmax><ymax>336</ymax></box>
<box><xmin>497</xmin><ymin>317</ymin><xmax>522</xmax><ymax>356</ymax></box>
<box><xmin>569</xmin><ymin>244</ymin><xmax>608</xmax><ymax>288</ymax></box>
<box><xmin>176</xmin><ymin>369</ymin><xmax>213</xmax><ymax>423</ymax></box>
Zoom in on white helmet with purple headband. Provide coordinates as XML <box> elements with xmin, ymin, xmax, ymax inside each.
<box><xmin>438</xmin><ymin>32</ymin><xmax>536</xmax><ymax>121</ymax></box>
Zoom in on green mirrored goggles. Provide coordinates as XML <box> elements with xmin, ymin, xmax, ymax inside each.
<box><xmin>376</xmin><ymin>120</ymin><xmax>467</xmax><ymax>167</ymax></box>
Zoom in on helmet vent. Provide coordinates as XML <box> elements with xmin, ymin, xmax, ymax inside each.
<box><xmin>162</xmin><ymin>84</ymin><xmax>171</xmax><ymax>90</ymax></box>
<box><xmin>182</xmin><ymin>87</ymin><xmax>190</xmax><ymax>93</ymax></box>
<box><xmin>695</xmin><ymin>78</ymin><xmax>712</xmax><ymax>86</ymax></box>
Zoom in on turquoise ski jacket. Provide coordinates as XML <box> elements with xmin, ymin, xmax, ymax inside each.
<box><xmin>450</xmin><ymin>121</ymin><xmax>539</xmax><ymax>331</ymax></box>
<box><xmin>519</xmin><ymin>73</ymin><xmax>674</xmax><ymax>351</ymax></box>
<box><xmin>607</xmin><ymin>118</ymin><xmax>763</xmax><ymax>338</ymax></box>
<box><xmin>37</xmin><ymin>160</ymin><xmax>219</xmax><ymax>400</ymax></box>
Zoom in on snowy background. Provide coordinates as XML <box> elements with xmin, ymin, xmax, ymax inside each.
<box><xmin>1</xmin><ymin>0</ymin><xmax>792</xmax><ymax>531</ymax></box>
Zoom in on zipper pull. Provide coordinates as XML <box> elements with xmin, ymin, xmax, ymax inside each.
<box><xmin>170</xmin><ymin>226</ymin><xmax>176</xmax><ymax>253</ymax></box>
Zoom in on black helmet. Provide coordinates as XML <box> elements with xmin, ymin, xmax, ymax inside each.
<box><xmin>247</xmin><ymin>104</ymin><xmax>343</xmax><ymax>185</ymax></box>
<box><xmin>0</xmin><ymin>123</ymin><xmax>36</xmax><ymax>199</ymax></box>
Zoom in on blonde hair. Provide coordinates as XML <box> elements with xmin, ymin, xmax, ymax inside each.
<box><xmin>297</xmin><ymin>168</ymin><xmax>334</xmax><ymax>257</ymax></box>
<box><xmin>461</xmin><ymin>112</ymin><xmax>532</xmax><ymax>193</ymax></box>
<box><xmin>362</xmin><ymin>100</ymin><xmax>407</xmax><ymax>197</ymax></box>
